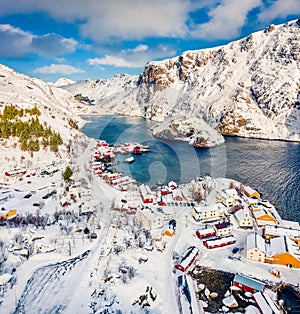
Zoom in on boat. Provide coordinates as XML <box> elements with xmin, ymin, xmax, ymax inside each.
<box><xmin>132</xmin><ymin>146</ymin><xmax>142</xmax><ymax>155</ymax></box>
<box><xmin>124</xmin><ymin>156</ymin><xmax>135</xmax><ymax>163</ymax></box>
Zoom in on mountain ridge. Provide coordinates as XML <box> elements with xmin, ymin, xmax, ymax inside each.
<box><xmin>61</xmin><ymin>19</ymin><xmax>300</xmax><ymax>144</ymax></box>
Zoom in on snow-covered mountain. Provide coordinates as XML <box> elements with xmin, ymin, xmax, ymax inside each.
<box><xmin>64</xmin><ymin>19</ymin><xmax>300</xmax><ymax>144</ymax></box>
<box><xmin>52</xmin><ymin>77</ymin><xmax>75</xmax><ymax>87</ymax></box>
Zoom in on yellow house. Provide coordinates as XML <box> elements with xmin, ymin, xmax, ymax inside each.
<box><xmin>246</xmin><ymin>233</ymin><xmax>266</xmax><ymax>263</ymax></box>
<box><xmin>0</xmin><ymin>209</ymin><xmax>16</xmax><ymax>219</ymax></box>
<box><xmin>217</xmin><ymin>189</ymin><xmax>236</xmax><ymax>208</ymax></box>
<box><xmin>265</xmin><ymin>236</ymin><xmax>300</xmax><ymax>268</ymax></box>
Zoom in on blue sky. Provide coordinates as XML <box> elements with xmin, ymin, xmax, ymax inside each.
<box><xmin>0</xmin><ymin>0</ymin><xmax>299</xmax><ymax>82</ymax></box>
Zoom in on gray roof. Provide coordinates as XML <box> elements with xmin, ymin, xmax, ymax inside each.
<box><xmin>246</xmin><ymin>233</ymin><xmax>266</xmax><ymax>254</ymax></box>
<box><xmin>234</xmin><ymin>274</ymin><xmax>265</xmax><ymax>292</ymax></box>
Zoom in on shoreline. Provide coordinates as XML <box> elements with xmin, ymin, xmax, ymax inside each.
<box><xmin>79</xmin><ymin>113</ymin><xmax>300</xmax><ymax>146</ymax></box>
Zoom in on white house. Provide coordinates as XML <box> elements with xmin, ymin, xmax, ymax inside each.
<box><xmin>192</xmin><ymin>203</ymin><xmax>225</xmax><ymax>222</ymax></box>
<box><xmin>264</xmin><ymin>224</ymin><xmax>300</xmax><ymax>243</ymax></box>
<box><xmin>246</xmin><ymin>233</ymin><xmax>266</xmax><ymax>263</ymax></box>
<box><xmin>139</xmin><ymin>210</ymin><xmax>163</xmax><ymax>229</ymax></box>
<box><xmin>218</xmin><ymin>188</ymin><xmax>238</xmax><ymax>207</ymax></box>
<box><xmin>213</xmin><ymin>221</ymin><xmax>232</xmax><ymax>237</ymax></box>
<box><xmin>234</xmin><ymin>209</ymin><xmax>254</xmax><ymax>228</ymax></box>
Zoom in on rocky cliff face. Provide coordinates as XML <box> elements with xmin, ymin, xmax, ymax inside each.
<box><xmin>64</xmin><ymin>19</ymin><xmax>300</xmax><ymax>143</ymax></box>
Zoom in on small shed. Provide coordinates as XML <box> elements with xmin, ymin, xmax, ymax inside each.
<box><xmin>233</xmin><ymin>274</ymin><xmax>265</xmax><ymax>293</ymax></box>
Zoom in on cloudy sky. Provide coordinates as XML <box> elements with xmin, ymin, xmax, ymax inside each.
<box><xmin>0</xmin><ymin>0</ymin><xmax>299</xmax><ymax>82</ymax></box>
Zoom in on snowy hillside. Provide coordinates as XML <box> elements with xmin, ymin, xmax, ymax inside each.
<box><xmin>64</xmin><ymin>19</ymin><xmax>300</xmax><ymax>143</ymax></box>
<box><xmin>64</xmin><ymin>74</ymin><xmax>142</xmax><ymax>116</ymax></box>
<box><xmin>0</xmin><ymin>64</ymin><xmax>92</xmax><ymax>173</ymax></box>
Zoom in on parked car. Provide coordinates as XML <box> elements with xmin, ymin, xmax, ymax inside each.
<box><xmin>24</xmin><ymin>193</ymin><xmax>32</xmax><ymax>199</ymax></box>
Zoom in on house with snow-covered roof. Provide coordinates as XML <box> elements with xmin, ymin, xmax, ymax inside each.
<box><xmin>213</xmin><ymin>221</ymin><xmax>232</xmax><ymax>237</ymax></box>
<box><xmin>253</xmin><ymin>291</ymin><xmax>281</xmax><ymax>314</ymax></box>
<box><xmin>217</xmin><ymin>189</ymin><xmax>235</xmax><ymax>208</ymax></box>
<box><xmin>264</xmin><ymin>224</ymin><xmax>300</xmax><ymax>244</ymax></box>
<box><xmin>233</xmin><ymin>273</ymin><xmax>265</xmax><ymax>293</ymax></box>
<box><xmin>192</xmin><ymin>203</ymin><xmax>225</xmax><ymax>222</ymax></box>
<box><xmin>139</xmin><ymin>210</ymin><xmax>163</xmax><ymax>229</ymax></box>
<box><xmin>246</xmin><ymin>233</ymin><xmax>266</xmax><ymax>263</ymax></box>
<box><xmin>234</xmin><ymin>209</ymin><xmax>254</xmax><ymax>229</ymax></box>
<box><xmin>243</xmin><ymin>186</ymin><xmax>260</xmax><ymax>199</ymax></box>
<box><xmin>252</xmin><ymin>208</ymin><xmax>277</xmax><ymax>227</ymax></box>
<box><xmin>139</xmin><ymin>184</ymin><xmax>154</xmax><ymax>204</ymax></box>
<box><xmin>265</xmin><ymin>236</ymin><xmax>300</xmax><ymax>268</ymax></box>
<box><xmin>0</xmin><ymin>209</ymin><xmax>16</xmax><ymax>220</ymax></box>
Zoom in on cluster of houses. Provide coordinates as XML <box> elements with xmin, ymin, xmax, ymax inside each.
<box><xmin>89</xmin><ymin>141</ymin><xmax>136</xmax><ymax>189</ymax></box>
<box><xmin>88</xmin><ymin>141</ymin><xmax>300</xmax><ymax>272</ymax></box>
<box><xmin>189</xmin><ymin>181</ymin><xmax>300</xmax><ymax>269</ymax></box>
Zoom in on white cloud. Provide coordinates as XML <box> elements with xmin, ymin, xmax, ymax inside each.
<box><xmin>129</xmin><ymin>44</ymin><xmax>149</xmax><ymax>53</ymax></box>
<box><xmin>191</xmin><ymin>0</ymin><xmax>262</xmax><ymax>40</ymax></box>
<box><xmin>88</xmin><ymin>55</ymin><xmax>143</xmax><ymax>68</ymax></box>
<box><xmin>88</xmin><ymin>43</ymin><xmax>176</xmax><ymax>69</ymax></box>
<box><xmin>0</xmin><ymin>0</ymin><xmax>201</xmax><ymax>43</ymax></box>
<box><xmin>0</xmin><ymin>23</ymin><xmax>77</xmax><ymax>58</ymax></box>
<box><xmin>258</xmin><ymin>0</ymin><xmax>300</xmax><ymax>22</ymax></box>
<box><xmin>33</xmin><ymin>64</ymin><xmax>85</xmax><ymax>75</ymax></box>
<box><xmin>0</xmin><ymin>24</ymin><xmax>32</xmax><ymax>58</ymax></box>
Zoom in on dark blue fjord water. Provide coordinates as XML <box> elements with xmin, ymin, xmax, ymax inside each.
<box><xmin>82</xmin><ymin>115</ymin><xmax>300</xmax><ymax>223</ymax></box>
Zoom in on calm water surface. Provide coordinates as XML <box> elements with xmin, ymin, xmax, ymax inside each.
<box><xmin>82</xmin><ymin>115</ymin><xmax>300</xmax><ymax>223</ymax></box>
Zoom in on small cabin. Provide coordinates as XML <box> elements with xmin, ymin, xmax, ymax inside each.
<box><xmin>60</xmin><ymin>197</ymin><xmax>71</xmax><ymax>207</ymax></box>
<box><xmin>233</xmin><ymin>274</ymin><xmax>265</xmax><ymax>293</ymax></box>
<box><xmin>196</xmin><ymin>227</ymin><xmax>216</xmax><ymax>239</ymax></box>
<box><xmin>139</xmin><ymin>184</ymin><xmax>154</xmax><ymax>204</ymax></box>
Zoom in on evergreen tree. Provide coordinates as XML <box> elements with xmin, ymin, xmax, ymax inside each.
<box><xmin>63</xmin><ymin>166</ymin><xmax>73</xmax><ymax>181</ymax></box>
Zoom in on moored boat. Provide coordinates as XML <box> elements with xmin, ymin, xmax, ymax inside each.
<box><xmin>124</xmin><ymin>156</ymin><xmax>135</xmax><ymax>163</ymax></box>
